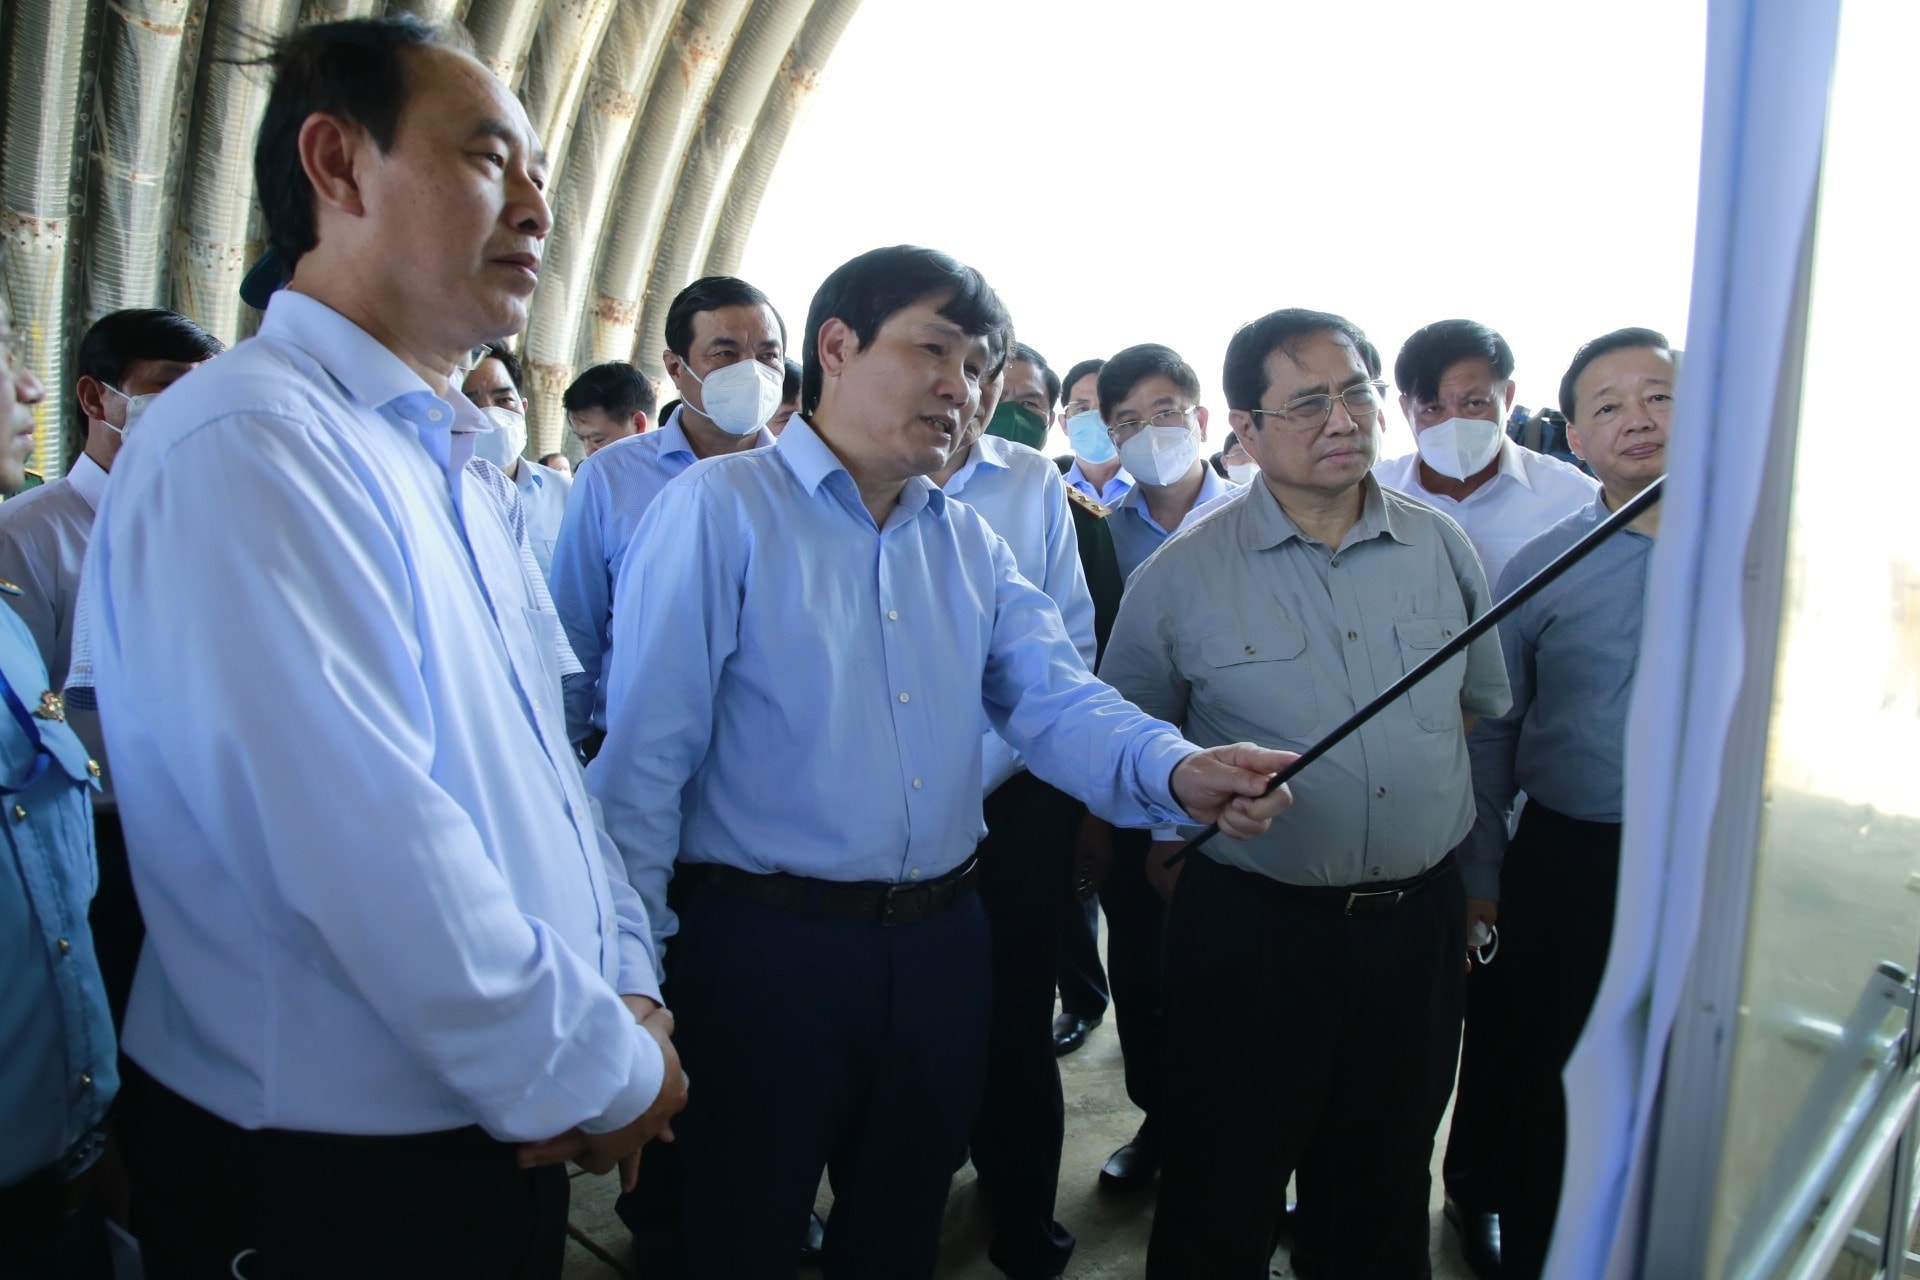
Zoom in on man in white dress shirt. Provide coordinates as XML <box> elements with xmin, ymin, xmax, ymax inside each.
<box><xmin>0</xmin><ymin>309</ymin><xmax>220</xmax><ymax>1029</ymax></box>
<box><xmin>84</xmin><ymin>17</ymin><xmax>684</xmax><ymax>1277</ymax></box>
<box><xmin>1370</xmin><ymin>317</ymin><xmax>1596</xmax><ymax>1277</ymax></box>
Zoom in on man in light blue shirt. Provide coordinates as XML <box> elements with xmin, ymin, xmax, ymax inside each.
<box><xmin>590</xmin><ymin>245</ymin><xmax>1294</xmax><ymax>1277</ymax></box>
<box><xmin>0</xmin><ymin>304</ymin><xmax>117</xmax><ymax>1280</ymax></box>
<box><xmin>1058</xmin><ymin>356</ymin><xmax>1134</xmax><ymax>507</ymax></box>
<box><xmin>462</xmin><ymin>339</ymin><xmax>570</xmax><ymax>577</ymax></box>
<box><xmin>549</xmin><ymin>276</ymin><xmax>784</xmax><ymax>752</ymax></box>
<box><xmin>83</xmin><ymin>18</ymin><xmax>682</xmax><ymax>1275</ymax></box>
<box><xmin>1101</xmin><ymin>345</ymin><xmax>1233</xmax><ymax>580</ymax></box>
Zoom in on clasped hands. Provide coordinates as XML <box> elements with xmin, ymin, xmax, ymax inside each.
<box><xmin>516</xmin><ymin>994</ymin><xmax>688</xmax><ymax>1192</ymax></box>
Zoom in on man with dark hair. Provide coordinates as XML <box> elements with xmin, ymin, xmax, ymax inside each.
<box><xmin>1370</xmin><ymin>319</ymin><xmax>1596</xmax><ymax>1276</ymax></box>
<box><xmin>84</xmin><ymin>17</ymin><xmax>684</xmax><ymax>1274</ymax></box>
<box><xmin>538</xmin><ymin>450</ymin><xmax>571</xmax><ymax>475</ymax></box>
<box><xmin>0</xmin><ymin>308</ymin><xmax>221</xmax><ymax>1029</ymax></box>
<box><xmin>1100</xmin><ymin>343</ymin><xmax>1230</xmax><ymax>580</ymax></box>
<box><xmin>1476</xmin><ymin>328</ymin><xmax>1674</xmax><ymax>1279</ymax></box>
<box><xmin>1103</xmin><ymin>307</ymin><xmax>1510</xmax><ymax>1278</ymax></box>
<box><xmin>986</xmin><ymin>342</ymin><xmax>1059</xmax><ymax>450</ymax></box>
<box><xmin>462</xmin><ymin>339</ymin><xmax>571</xmax><ymax>576</ymax></box>
<box><xmin>550</xmin><ymin>277</ymin><xmax>782</xmax><ymax>753</ymax></box>
<box><xmin>562</xmin><ymin>360</ymin><xmax>655</xmax><ymax>456</ymax></box>
<box><xmin>591</xmin><ymin>243</ymin><xmax>1297</xmax><ymax>1276</ymax></box>
<box><xmin>769</xmin><ymin>356</ymin><xmax>803</xmax><ymax>435</ymax></box>
<box><xmin>1058</xmin><ymin>356</ymin><xmax>1131</xmax><ymax>508</ymax></box>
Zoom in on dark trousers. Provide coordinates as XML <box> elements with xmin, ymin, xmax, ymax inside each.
<box><xmin>0</xmin><ymin>1186</ymin><xmax>110</xmax><ymax>1280</ymax></box>
<box><xmin>672</xmin><ymin>879</ymin><xmax>993</xmax><ymax>1279</ymax></box>
<box><xmin>1148</xmin><ymin>854</ymin><xmax>1466</xmax><ymax>1280</ymax></box>
<box><xmin>1098</xmin><ymin>826</ymin><xmax>1164</xmax><ymax>1123</ymax></box>
<box><xmin>120</xmin><ymin>1062</ymin><xmax>568</xmax><ymax>1279</ymax></box>
<box><xmin>971</xmin><ymin>772</ymin><xmax>1084</xmax><ymax>1278</ymax></box>
<box><xmin>1496</xmin><ymin>804</ymin><xmax>1621</xmax><ymax>1280</ymax></box>
<box><xmin>86</xmin><ymin>810</ymin><xmax>142</xmax><ymax>1031</ymax></box>
<box><xmin>1440</xmin><ymin>926</ymin><xmax>1514</xmax><ymax>1212</ymax></box>
<box><xmin>1057</xmin><ymin>895</ymin><xmax>1109</xmax><ymax>1022</ymax></box>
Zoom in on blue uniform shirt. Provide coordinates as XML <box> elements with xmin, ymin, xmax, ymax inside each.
<box><xmin>0</xmin><ymin>603</ymin><xmax>111</xmax><ymax>1187</ymax></box>
<box><xmin>589</xmin><ymin>416</ymin><xmax>1201</xmax><ymax>964</ymax></box>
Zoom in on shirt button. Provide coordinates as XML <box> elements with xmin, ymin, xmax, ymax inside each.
<box><xmin>1370</xmin><ymin>867</ymin><xmax>1383</xmax><ymax>877</ymax></box>
<box><xmin>1347</xmin><ymin>631</ymin><xmax>1357</xmax><ymax>641</ymax></box>
<box><xmin>898</xmin><ymin>692</ymin><xmax>910</xmax><ymax>703</ymax></box>
<box><xmin>427</xmin><ymin>408</ymin><xmax>443</xmax><ymax>421</ymax></box>
<box><xmin>1330</xmin><ymin>558</ymin><xmax>1341</xmax><ymax>568</ymax></box>
<box><xmin>1376</xmin><ymin>786</ymin><xmax>1387</xmax><ymax>798</ymax></box>
<box><xmin>79</xmin><ymin>1073</ymin><xmax>93</xmax><ymax>1089</ymax></box>
<box><xmin>888</xmin><ymin>610</ymin><xmax>899</xmax><ymax>620</ymax></box>
<box><xmin>909</xmin><ymin>869</ymin><xmax>921</xmax><ymax>879</ymax></box>
<box><xmin>57</xmin><ymin>938</ymin><xmax>70</xmax><ymax>955</ymax></box>
<box><xmin>912</xmin><ymin>778</ymin><xmax>923</xmax><ymax>789</ymax></box>
<box><xmin>9</xmin><ymin>804</ymin><xmax>23</xmax><ymax>822</ymax></box>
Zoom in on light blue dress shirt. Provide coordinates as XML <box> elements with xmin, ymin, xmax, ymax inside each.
<box><xmin>0</xmin><ymin>605</ymin><xmax>111</xmax><ymax>1187</ymax></box>
<box><xmin>589</xmin><ymin>415</ymin><xmax>1201</xmax><ymax>962</ymax></box>
<box><xmin>549</xmin><ymin>407</ymin><xmax>774</xmax><ymax>741</ymax></box>
<box><xmin>1108</xmin><ymin>464</ymin><xmax>1233</xmax><ymax>580</ymax></box>
<box><xmin>513</xmin><ymin>458</ymin><xmax>572</xmax><ymax>580</ymax></box>
<box><xmin>84</xmin><ymin>291</ymin><xmax>664</xmax><ymax>1142</ymax></box>
<box><xmin>942</xmin><ymin>434</ymin><xmax>1096</xmax><ymax>793</ymax></box>
<box><xmin>1464</xmin><ymin>494</ymin><xmax>1652</xmax><ymax>897</ymax></box>
<box><xmin>1063</xmin><ymin>458</ymin><xmax>1134</xmax><ymax>508</ymax></box>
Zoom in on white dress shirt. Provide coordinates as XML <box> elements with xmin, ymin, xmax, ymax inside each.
<box><xmin>84</xmin><ymin>291</ymin><xmax>664</xmax><ymax>1142</ymax></box>
<box><xmin>0</xmin><ymin>453</ymin><xmax>111</xmax><ymax>799</ymax></box>
<box><xmin>512</xmin><ymin>458</ymin><xmax>571</xmax><ymax>580</ymax></box>
<box><xmin>1372</xmin><ymin>439</ymin><xmax>1597</xmax><ymax>591</ymax></box>
<box><xmin>942</xmin><ymin>434</ymin><xmax>1098</xmax><ymax>793</ymax></box>
<box><xmin>1063</xmin><ymin>458</ymin><xmax>1134</xmax><ymax>507</ymax></box>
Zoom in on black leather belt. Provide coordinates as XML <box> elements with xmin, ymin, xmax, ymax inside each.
<box><xmin>1220</xmin><ymin>851</ymin><xmax>1457</xmax><ymax>915</ymax></box>
<box><xmin>699</xmin><ymin>857</ymin><xmax>980</xmax><ymax>927</ymax></box>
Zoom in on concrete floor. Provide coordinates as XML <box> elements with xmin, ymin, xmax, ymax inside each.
<box><xmin>559</xmin><ymin>1013</ymin><xmax>1477</xmax><ymax>1279</ymax></box>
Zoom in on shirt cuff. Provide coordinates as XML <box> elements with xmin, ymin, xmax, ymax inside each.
<box><xmin>616</xmin><ymin>932</ymin><xmax>663</xmax><ymax>1007</ymax></box>
<box><xmin>1139</xmin><ymin>733</ymin><xmax>1204</xmax><ymax>825</ymax></box>
<box><xmin>577</xmin><ymin>1020</ymin><xmax>667</xmax><ymax>1135</ymax></box>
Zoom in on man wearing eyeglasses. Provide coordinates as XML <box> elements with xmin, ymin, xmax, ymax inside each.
<box><xmin>1100</xmin><ymin>344</ymin><xmax>1231</xmax><ymax>581</ymax></box>
<box><xmin>1101</xmin><ymin>308</ymin><xmax>1511</xmax><ymax>1278</ymax></box>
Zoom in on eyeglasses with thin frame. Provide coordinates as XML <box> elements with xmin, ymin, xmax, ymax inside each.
<box><xmin>0</xmin><ymin>332</ymin><xmax>26</xmax><ymax>375</ymax></box>
<box><xmin>1107</xmin><ymin>405</ymin><xmax>1196</xmax><ymax>444</ymax></box>
<box><xmin>1063</xmin><ymin>398</ymin><xmax>1097</xmax><ymax>419</ymax></box>
<box><xmin>1247</xmin><ymin>380</ymin><xmax>1387</xmax><ymax>432</ymax></box>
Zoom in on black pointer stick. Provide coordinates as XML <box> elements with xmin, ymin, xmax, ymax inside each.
<box><xmin>1163</xmin><ymin>474</ymin><xmax>1665</xmax><ymax>868</ymax></box>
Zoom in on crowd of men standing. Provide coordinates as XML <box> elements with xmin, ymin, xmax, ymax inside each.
<box><xmin>0</xmin><ymin>12</ymin><xmax>1676</xmax><ymax>1280</ymax></box>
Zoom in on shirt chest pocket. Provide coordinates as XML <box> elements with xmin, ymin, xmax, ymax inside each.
<box><xmin>1394</xmin><ymin>615</ymin><xmax>1467</xmax><ymax>732</ymax></box>
<box><xmin>1197</xmin><ymin>625</ymin><xmax>1319</xmax><ymax>744</ymax></box>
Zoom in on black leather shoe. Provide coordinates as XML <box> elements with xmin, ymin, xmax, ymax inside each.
<box><xmin>1051</xmin><ymin>1012</ymin><xmax>1100</xmax><ymax>1056</ymax></box>
<box><xmin>1445</xmin><ymin>1197</ymin><xmax>1502</xmax><ymax>1280</ymax></box>
<box><xmin>799</xmin><ymin>1210</ymin><xmax>826</xmax><ymax>1268</ymax></box>
<box><xmin>1097</xmin><ymin>1124</ymin><xmax>1160</xmax><ymax>1190</ymax></box>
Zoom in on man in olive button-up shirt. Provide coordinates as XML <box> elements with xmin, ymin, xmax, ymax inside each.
<box><xmin>1102</xmin><ymin>308</ymin><xmax>1509</xmax><ymax>1280</ymax></box>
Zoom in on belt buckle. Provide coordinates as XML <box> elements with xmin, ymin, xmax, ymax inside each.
<box><xmin>881</xmin><ymin>881</ymin><xmax>909</xmax><ymax>927</ymax></box>
<box><xmin>1343</xmin><ymin>888</ymin><xmax>1405</xmax><ymax>916</ymax></box>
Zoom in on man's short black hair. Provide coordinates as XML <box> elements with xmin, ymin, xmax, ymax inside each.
<box><xmin>1012</xmin><ymin>342</ymin><xmax>1061</xmax><ymax>410</ymax></box>
<box><xmin>1558</xmin><ymin>327</ymin><xmax>1673</xmax><ymax>419</ymax></box>
<box><xmin>563</xmin><ymin>361</ymin><xmax>656</xmax><ymax>423</ymax></box>
<box><xmin>781</xmin><ymin>357</ymin><xmax>802</xmax><ymax>404</ymax></box>
<box><xmin>478</xmin><ymin>340</ymin><xmax>524</xmax><ymax>397</ymax></box>
<box><xmin>802</xmin><ymin>246</ymin><xmax>1010</xmax><ymax>415</ymax></box>
<box><xmin>255</xmin><ymin>15</ymin><xmax>472</xmax><ymax>265</ymax></box>
<box><xmin>1060</xmin><ymin>358</ymin><xmax>1105</xmax><ymax>407</ymax></box>
<box><xmin>1222</xmin><ymin>309</ymin><xmax>1379</xmax><ymax>413</ymax></box>
<box><xmin>73</xmin><ymin>309</ymin><xmax>224</xmax><ymax>465</ymax></box>
<box><xmin>1096</xmin><ymin>345</ymin><xmax>1200</xmax><ymax>421</ymax></box>
<box><xmin>665</xmin><ymin>276</ymin><xmax>785</xmax><ymax>363</ymax></box>
<box><xmin>1393</xmin><ymin>319</ymin><xmax>1516</xmax><ymax>404</ymax></box>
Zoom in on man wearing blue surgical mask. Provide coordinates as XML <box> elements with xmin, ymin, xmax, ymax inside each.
<box><xmin>1057</xmin><ymin>357</ymin><xmax>1133</xmax><ymax>507</ymax></box>
<box><xmin>1370</xmin><ymin>318</ymin><xmax>1595</xmax><ymax>1280</ymax></box>
<box><xmin>462</xmin><ymin>341</ymin><xmax>570</xmax><ymax>578</ymax></box>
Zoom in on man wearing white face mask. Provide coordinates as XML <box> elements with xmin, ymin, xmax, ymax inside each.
<box><xmin>0</xmin><ymin>309</ymin><xmax>221</xmax><ymax>1028</ymax></box>
<box><xmin>549</xmin><ymin>276</ymin><xmax>783</xmax><ymax>755</ymax></box>
<box><xmin>462</xmin><ymin>340</ymin><xmax>570</xmax><ymax>578</ymax></box>
<box><xmin>1101</xmin><ymin>344</ymin><xmax>1230</xmax><ymax>581</ymax></box>
<box><xmin>1374</xmin><ymin>320</ymin><xmax>1596</xmax><ymax>591</ymax></box>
